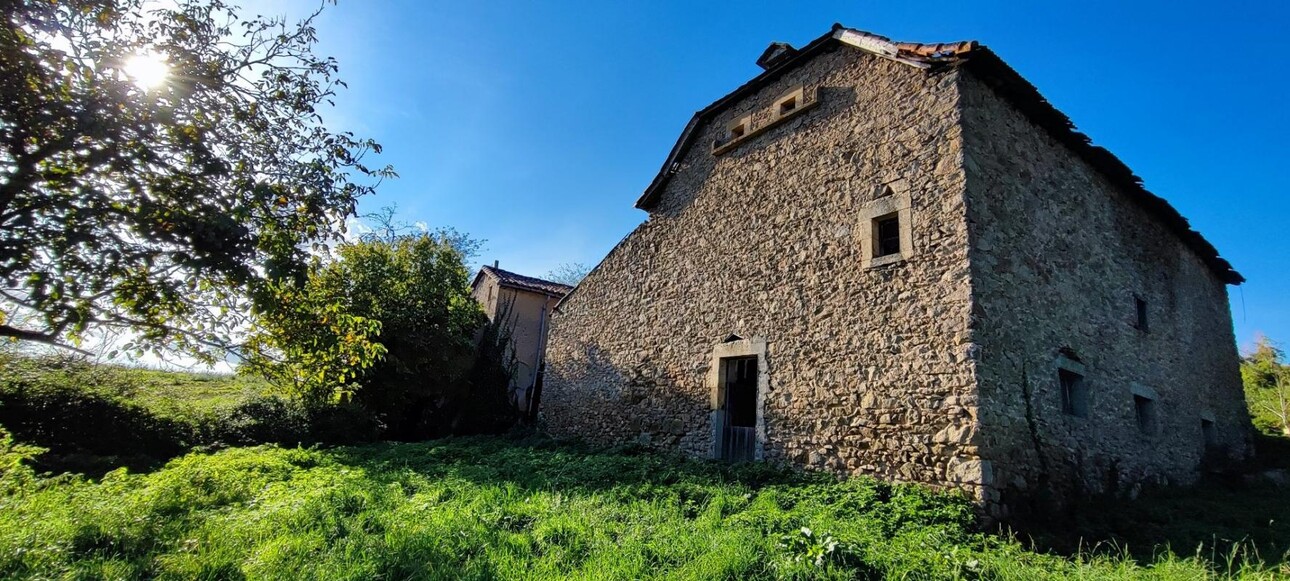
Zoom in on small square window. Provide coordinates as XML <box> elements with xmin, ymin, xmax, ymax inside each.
<box><xmin>779</xmin><ymin>96</ymin><xmax>797</xmax><ymax>115</ymax></box>
<box><xmin>730</xmin><ymin>123</ymin><xmax>746</xmax><ymax>139</ymax></box>
<box><xmin>1134</xmin><ymin>296</ymin><xmax>1149</xmax><ymax>332</ymax></box>
<box><xmin>874</xmin><ymin>214</ymin><xmax>901</xmax><ymax>257</ymax></box>
<box><xmin>1059</xmin><ymin>369</ymin><xmax>1088</xmax><ymax>418</ymax></box>
<box><xmin>1134</xmin><ymin>395</ymin><xmax>1157</xmax><ymax>434</ymax></box>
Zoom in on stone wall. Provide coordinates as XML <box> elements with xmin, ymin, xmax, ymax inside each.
<box><xmin>958</xmin><ymin>72</ymin><xmax>1252</xmax><ymax>518</ymax></box>
<box><xmin>543</xmin><ymin>46</ymin><xmax>985</xmax><ymax>495</ymax></box>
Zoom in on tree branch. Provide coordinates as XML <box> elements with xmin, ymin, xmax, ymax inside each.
<box><xmin>0</xmin><ymin>324</ymin><xmax>91</xmax><ymax>355</ymax></box>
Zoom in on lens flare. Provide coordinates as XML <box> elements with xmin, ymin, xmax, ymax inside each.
<box><xmin>123</xmin><ymin>52</ymin><xmax>169</xmax><ymax>90</ymax></box>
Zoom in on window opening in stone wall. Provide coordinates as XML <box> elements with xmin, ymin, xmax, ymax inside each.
<box><xmin>1059</xmin><ymin>368</ymin><xmax>1088</xmax><ymax>418</ymax></box>
<box><xmin>1135</xmin><ymin>296</ymin><xmax>1149</xmax><ymax>332</ymax></box>
<box><xmin>1134</xmin><ymin>394</ymin><xmax>1157</xmax><ymax>434</ymax></box>
<box><xmin>719</xmin><ymin>356</ymin><xmax>758</xmax><ymax>462</ymax></box>
<box><xmin>779</xmin><ymin>96</ymin><xmax>797</xmax><ymax>115</ymax></box>
<box><xmin>1201</xmin><ymin>418</ymin><xmax>1216</xmax><ymax>448</ymax></box>
<box><xmin>875</xmin><ymin>213</ymin><xmax>901</xmax><ymax>257</ymax></box>
<box><xmin>730</xmin><ymin>122</ymin><xmax>746</xmax><ymax>140</ymax></box>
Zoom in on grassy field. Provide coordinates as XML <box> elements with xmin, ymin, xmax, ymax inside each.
<box><xmin>4</xmin><ymin>357</ymin><xmax>1290</xmax><ymax>579</ymax></box>
<box><xmin>2</xmin><ymin>436</ymin><xmax>1289</xmax><ymax>580</ymax></box>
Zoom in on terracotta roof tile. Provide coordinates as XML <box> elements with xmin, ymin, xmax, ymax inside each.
<box><xmin>476</xmin><ymin>266</ymin><xmax>574</xmax><ymax>297</ymax></box>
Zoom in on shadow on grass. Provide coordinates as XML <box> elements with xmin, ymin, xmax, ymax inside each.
<box><xmin>323</xmin><ymin>432</ymin><xmax>824</xmax><ymax>495</ymax></box>
<box><xmin>0</xmin><ymin>383</ymin><xmax>191</xmax><ymax>477</ymax></box>
<box><xmin>1010</xmin><ymin>434</ymin><xmax>1290</xmax><ymax>568</ymax></box>
<box><xmin>328</xmin><ymin>432</ymin><xmax>1290</xmax><ymax>569</ymax></box>
<box><xmin>0</xmin><ymin>381</ymin><xmax>380</xmax><ymax>478</ymax></box>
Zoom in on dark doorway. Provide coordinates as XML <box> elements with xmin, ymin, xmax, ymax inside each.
<box><xmin>719</xmin><ymin>356</ymin><xmax>758</xmax><ymax>462</ymax></box>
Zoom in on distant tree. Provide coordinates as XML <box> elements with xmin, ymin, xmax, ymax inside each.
<box><xmin>0</xmin><ymin>0</ymin><xmax>390</xmax><ymax>360</ymax></box>
<box><xmin>358</xmin><ymin>205</ymin><xmax>484</xmax><ymax>259</ymax></box>
<box><xmin>545</xmin><ymin>262</ymin><xmax>590</xmax><ymax>286</ymax></box>
<box><xmin>1242</xmin><ymin>337</ymin><xmax>1290</xmax><ymax>435</ymax></box>
<box><xmin>1242</xmin><ymin>337</ymin><xmax>1286</xmax><ymax>391</ymax></box>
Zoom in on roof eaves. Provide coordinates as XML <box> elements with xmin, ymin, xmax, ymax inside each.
<box><xmin>634</xmin><ymin>28</ymin><xmax>841</xmax><ymax>210</ymax></box>
<box><xmin>959</xmin><ymin>48</ymin><xmax>1243</xmax><ymax>285</ymax></box>
<box><xmin>628</xmin><ymin>26</ymin><xmax>1240</xmax><ymax>285</ymax></box>
<box><xmin>473</xmin><ymin>266</ymin><xmax>574</xmax><ymax>298</ymax></box>
<box><xmin>633</xmin><ymin>25</ymin><xmax>968</xmax><ymax>211</ymax></box>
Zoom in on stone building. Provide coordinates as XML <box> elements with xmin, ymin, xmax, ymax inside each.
<box><xmin>470</xmin><ymin>264</ymin><xmax>573</xmax><ymax>413</ymax></box>
<box><xmin>542</xmin><ymin>25</ymin><xmax>1250</xmax><ymax>517</ymax></box>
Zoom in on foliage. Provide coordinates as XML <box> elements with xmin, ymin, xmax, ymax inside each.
<box><xmin>545</xmin><ymin>262</ymin><xmax>590</xmax><ymax>286</ymax></box>
<box><xmin>246</xmin><ymin>233</ymin><xmax>492</xmax><ymax>438</ymax></box>
<box><xmin>0</xmin><ymin>352</ymin><xmax>266</xmax><ymax>421</ymax></box>
<box><xmin>1242</xmin><ymin>337</ymin><xmax>1290</xmax><ymax>435</ymax></box>
<box><xmin>462</xmin><ymin>295</ymin><xmax>522</xmax><ymax>429</ymax></box>
<box><xmin>358</xmin><ymin>205</ymin><xmax>485</xmax><ymax>259</ymax></box>
<box><xmin>0</xmin><ymin>354</ymin><xmax>377</xmax><ymax>475</ymax></box>
<box><xmin>1243</xmin><ymin>338</ymin><xmax>1286</xmax><ymax>391</ymax></box>
<box><xmin>0</xmin><ymin>354</ymin><xmax>195</xmax><ymax>472</ymax></box>
<box><xmin>0</xmin><ymin>0</ymin><xmax>390</xmax><ymax>357</ymax></box>
<box><xmin>0</xmin><ymin>427</ymin><xmax>44</xmax><ymax>495</ymax></box>
<box><xmin>201</xmin><ymin>394</ymin><xmax>379</xmax><ymax>448</ymax></box>
<box><xmin>0</xmin><ymin>436</ymin><xmax>1285</xmax><ymax>580</ymax></box>
<box><xmin>243</xmin><ymin>277</ymin><xmax>387</xmax><ymax>405</ymax></box>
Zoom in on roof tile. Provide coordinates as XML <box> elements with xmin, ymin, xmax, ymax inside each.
<box><xmin>477</xmin><ymin>266</ymin><xmax>574</xmax><ymax>297</ymax></box>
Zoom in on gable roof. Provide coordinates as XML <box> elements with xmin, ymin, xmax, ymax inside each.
<box><xmin>472</xmin><ymin>265</ymin><xmax>574</xmax><ymax>298</ymax></box>
<box><xmin>633</xmin><ymin>25</ymin><xmax>1243</xmax><ymax>285</ymax></box>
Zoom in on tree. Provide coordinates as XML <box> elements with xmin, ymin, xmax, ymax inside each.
<box><xmin>1242</xmin><ymin>337</ymin><xmax>1285</xmax><ymax>391</ymax></box>
<box><xmin>0</xmin><ymin>0</ymin><xmax>391</xmax><ymax>360</ymax></box>
<box><xmin>1241</xmin><ymin>336</ymin><xmax>1290</xmax><ymax>435</ymax></box>
<box><xmin>357</xmin><ymin>205</ymin><xmax>484</xmax><ymax>259</ymax></box>
<box><xmin>246</xmin><ymin>232</ymin><xmax>504</xmax><ymax>438</ymax></box>
<box><xmin>545</xmin><ymin>262</ymin><xmax>590</xmax><ymax>286</ymax></box>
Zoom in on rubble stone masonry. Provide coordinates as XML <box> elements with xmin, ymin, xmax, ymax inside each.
<box><xmin>544</xmin><ymin>46</ymin><xmax>984</xmax><ymax>496</ymax></box>
<box><xmin>959</xmin><ymin>73</ymin><xmax>1250</xmax><ymax>517</ymax></box>
<box><xmin>541</xmin><ymin>40</ymin><xmax>1249</xmax><ymax>517</ymax></box>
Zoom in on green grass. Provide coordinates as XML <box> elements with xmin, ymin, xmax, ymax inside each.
<box><xmin>1</xmin><ymin>436</ymin><xmax>1287</xmax><ymax>580</ymax></box>
<box><xmin>109</xmin><ymin>367</ymin><xmax>266</xmax><ymax>419</ymax></box>
<box><xmin>0</xmin><ymin>354</ymin><xmax>270</xmax><ymax>423</ymax></box>
<box><xmin>0</xmin><ymin>354</ymin><xmax>379</xmax><ymax>476</ymax></box>
<box><xmin>3</xmin><ymin>355</ymin><xmax>1290</xmax><ymax>578</ymax></box>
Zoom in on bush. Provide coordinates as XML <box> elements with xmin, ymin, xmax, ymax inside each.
<box><xmin>0</xmin><ymin>355</ymin><xmax>381</xmax><ymax>475</ymax></box>
<box><xmin>246</xmin><ymin>233</ymin><xmax>517</xmax><ymax>440</ymax></box>
<box><xmin>0</xmin><ymin>427</ymin><xmax>43</xmax><ymax>495</ymax></box>
<box><xmin>0</xmin><ymin>358</ymin><xmax>193</xmax><ymax>473</ymax></box>
<box><xmin>200</xmin><ymin>395</ymin><xmax>381</xmax><ymax>448</ymax></box>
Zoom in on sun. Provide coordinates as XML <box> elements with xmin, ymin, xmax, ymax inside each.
<box><xmin>123</xmin><ymin>52</ymin><xmax>170</xmax><ymax>90</ymax></box>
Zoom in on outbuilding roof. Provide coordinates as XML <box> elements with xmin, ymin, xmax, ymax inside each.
<box><xmin>472</xmin><ymin>265</ymin><xmax>574</xmax><ymax>298</ymax></box>
<box><xmin>634</xmin><ymin>25</ymin><xmax>1243</xmax><ymax>285</ymax></box>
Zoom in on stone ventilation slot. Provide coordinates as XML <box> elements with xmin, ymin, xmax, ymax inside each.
<box><xmin>1134</xmin><ymin>395</ymin><xmax>1157</xmax><ymax>434</ymax></box>
<box><xmin>1059</xmin><ymin>368</ymin><xmax>1088</xmax><ymax>418</ymax></box>
<box><xmin>779</xmin><ymin>96</ymin><xmax>797</xmax><ymax>115</ymax></box>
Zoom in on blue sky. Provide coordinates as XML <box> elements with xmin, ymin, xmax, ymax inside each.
<box><xmin>281</xmin><ymin>0</ymin><xmax>1288</xmax><ymax>351</ymax></box>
